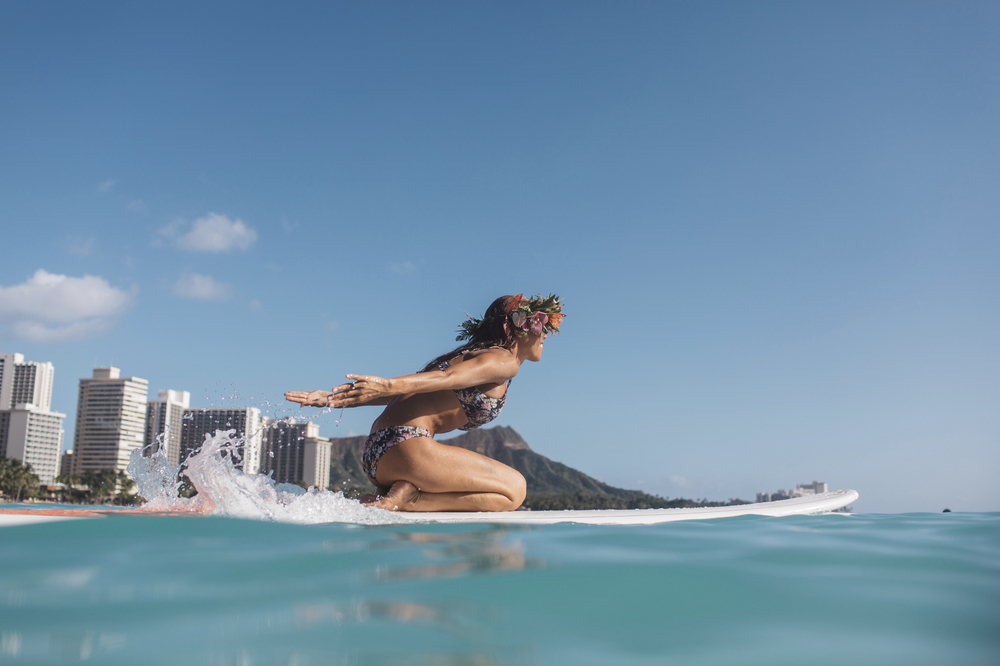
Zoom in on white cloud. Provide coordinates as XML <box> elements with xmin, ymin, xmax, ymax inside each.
<box><xmin>0</xmin><ymin>270</ymin><xmax>135</xmax><ymax>343</ymax></box>
<box><xmin>97</xmin><ymin>179</ymin><xmax>116</xmax><ymax>193</ymax></box>
<box><xmin>157</xmin><ymin>218</ymin><xmax>184</xmax><ymax>240</ymax></box>
<box><xmin>127</xmin><ymin>199</ymin><xmax>147</xmax><ymax>215</ymax></box>
<box><xmin>10</xmin><ymin>320</ymin><xmax>115</xmax><ymax>344</ymax></box>
<box><xmin>171</xmin><ymin>273</ymin><xmax>232</xmax><ymax>301</ymax></box>
<box><xmin>249</xmin><ymin>299</ymin><xmax>261</xmax><ymax>312</ymax></box>
<box><xmin>161</xmin><ymin>213</ymin><xmax>256</xmax><ymax>252</ymax></box>
<box><xmin>67</xmin><ymin>236</ymin><xmax>95</xmax><ymax>256</ymax></box>
<box><xmin>390</xmin><ymin>261</ymin><xmax>418</xmax><ymax>275</ymax></box>
<box><xmin>281</xmin><ymin>217</ymin><xmax>299</xmax><ymax>234</ymax></box>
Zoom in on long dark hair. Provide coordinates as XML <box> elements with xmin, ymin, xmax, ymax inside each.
<box><xmin>421</xmin><ymin>295</ymin><xmax>520</xmax><ymax>372</ymax></box>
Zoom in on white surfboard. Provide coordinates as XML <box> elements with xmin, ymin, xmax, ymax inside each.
<box><xmin>0</xmin><ymin>490</ymin><xmax>857</xmax><ymax>527</ymax></box>
<box><xmin>388</xmin><ymin>489</ymin><xmax>858</xmax><ymax>525</ymax></box>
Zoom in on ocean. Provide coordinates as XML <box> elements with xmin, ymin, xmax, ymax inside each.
<box><xmin>1</xmin><ymin>509</ymin><xmax>997</xmax><ymax>665</ymax></box>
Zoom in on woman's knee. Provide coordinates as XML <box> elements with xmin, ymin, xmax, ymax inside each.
<box><xmin>505</xmin><ymin>471</ymin><xmax>527</xmax><ymax>510</ymax></box>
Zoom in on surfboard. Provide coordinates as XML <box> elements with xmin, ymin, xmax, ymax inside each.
<box><xmin>0</xmin><ymin>489</ymin><xmax>857</xmax><ymax>527</ymax></box>
<box><xmin>390</xmin><ymin>489</ymin><xmax>858</xmax><ymax>525</ymax></box>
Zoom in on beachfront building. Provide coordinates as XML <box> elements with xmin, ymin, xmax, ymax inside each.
<box><xmin>0</xmin><ymin>352</ymin><xmax>66</xmax><ymax>483</ymax></box>
<box><xmin>179</xmin><ymin>407</ymin><xmax>263</xmax><ymax>473</ymax></box>
<box><xmin>0</xmin><ymin>405</ymin><xmax>66</xmax><ymax>484</ymax></box>
<box><xmin>756</xmin><ymin>481</ymin><xmax>829</xmax><ymax>503</ymax></box>
<box><xmin>60</xmin><ymin>450</ymin><xmax>75</xmax><ymax>477</ymax></box>
<box><xmin>261</xmin><ymin>419</ymin><xmax>331</xmax><ymax>489</ymax></box>
<box><xmin>145</xmin><ymin>390</ymin><xmax>191</xmax><ymax>465</ymax></box>
<box><xmin>72</xmin><ymin>367</ymin><xmax>149</xmax><ymax>474</ymax></box>
<box><xmin>1</xmin><ymin>353</ymin><xmax>55</xmax><ymax>412</ymax></box>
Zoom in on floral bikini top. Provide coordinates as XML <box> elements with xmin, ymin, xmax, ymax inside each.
<box><xmin>434</xmin><ymin>356</ymin><xmax>510</xmax><ymax>431</ymax></box>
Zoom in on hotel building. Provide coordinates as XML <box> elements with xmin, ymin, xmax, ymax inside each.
<box><xmin>1</xmin><ymin>353</ymin><xmax>54</xmax><ymax>411</ymax></box>
<box><xmin>72</xmin><ymin>367</ymin><xmax>149</xmax><ymax>474</ymax></box>
<box><xmin>179</xmin><ymin>407</ymin><xmax>263</xmax><ymax>473</ymax></box>
<box><xmin>261</xmin><ymin>419</ymin><xmax>331</xmax><ymax>489</ymax></box>
<box><xmin>0</xmin><ymin>353</ymin><xmax>65</xmax><ymax>483</ymax></box>
<box><xmin>145</xmin><ymin>390</ymin><xmax>191</xmax><ymax>465</ymax></box>
<box><xmin>756</xmin><ymin>481</ymin><xmax>829</xmax><ymax>503</ymax></box>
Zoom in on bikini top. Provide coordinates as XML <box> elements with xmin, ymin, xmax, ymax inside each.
<box><xmin>434</xmin><ymin>354</ymin><xmax>510</xmax><ymax>431</ymax></box>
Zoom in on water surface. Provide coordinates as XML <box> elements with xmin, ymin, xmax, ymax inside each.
<box><xmin>1</xmin><ymin>510</ymin><xmax>996</xmax><ymax>665</ymax></box>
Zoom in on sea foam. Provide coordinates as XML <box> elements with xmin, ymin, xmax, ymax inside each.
<box><xmin>126</xmin><ymin>427</ymin><xmax>395</xmax><ymax>525</ymax></box>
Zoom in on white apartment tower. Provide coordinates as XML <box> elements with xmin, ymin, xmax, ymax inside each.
<box><xmin>262</xmin><ymin>419</ymin><xmax>331</xmax><ymax>489</ymax></box>
<box><xmin>1</xmin><ymin>353</ymin><xmax>54</xmax><ymax>412</ymax></box>
<box><xmin>145</xmin><ymin>390</ymin><xmax>191</xmax><ymax>465</ymax></box>
<box><xmin>0</xmin><ymin>352</ymin><xmax>65</xmax><ymax>483</ymax></box>
<box><xmin>72</xmin><ymin>367</ymin><xmax>149</xmax><ymax>474</ymax></box>
<box><xmin>179</xmin><ymin>407</ymin><xmax>263</xmax><ymax>474</ymax></box>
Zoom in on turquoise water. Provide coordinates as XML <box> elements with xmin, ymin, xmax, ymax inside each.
<box><xmin>1</xmin><ymin>511</ymin><xmax>997</xmax><ymax>665</ymax></box>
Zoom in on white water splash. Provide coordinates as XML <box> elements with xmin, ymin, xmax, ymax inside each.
<box><xmin>127</xmin><ymin>429</ymin><xmax>395</xmax><ymax>525</ymax></box>
<box><xmin>125</xmin><ymin>440</ymin><xmax>201</xmax><ymax>512</ymax></box>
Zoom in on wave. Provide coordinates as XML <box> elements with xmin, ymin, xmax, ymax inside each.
<box><xmin>126</xmin><ymin>427</ymin><xmax>394</xmax><ymax>525</ymax></box>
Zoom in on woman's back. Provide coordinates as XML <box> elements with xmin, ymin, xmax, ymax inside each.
<box><xmin>373</xmin><ymin>348</ymin><xmax>514</xmax><ymax>434</ymax></box>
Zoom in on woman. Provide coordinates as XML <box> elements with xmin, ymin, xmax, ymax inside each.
<box><xmin>285</xmin><ymin>294</ymin><xmax>564</xmax><ymax>512</ymax></box>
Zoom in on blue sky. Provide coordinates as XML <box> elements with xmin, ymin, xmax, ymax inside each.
<box><xmin>1</xmin><ymin>1</ymin><xmax>997</xmax><ymax>512</ymax></box>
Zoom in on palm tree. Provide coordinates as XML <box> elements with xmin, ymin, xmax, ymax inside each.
<box><xmin>79</xmin><ymin>469</ymin><xmax>117</xmax><ymax>504</ymax></box>
<box><xmin>54</xmin><ymin>473</ymin><xmax>86</xmax><ymax>504</ymax></box>
<box><xmin>115</xmin><ymin>470</ymin><xmax>138</xmax><ymax>506</ymax></box>
<box><xmin>55</xmin><ymin>472</ymin><xmax>81</xmax><ymax>487</ymax></box>
<box><xmin>0</xmin><ymin>457</ymin><xmax>40</xmax><ymax>502</ymax></box>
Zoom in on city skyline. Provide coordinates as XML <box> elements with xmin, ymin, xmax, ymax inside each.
<box><xmin>0</xmin><ymin>350</ymin><xmax>334</xmax><ymax>490</ymax></box>
<box><xmin>1</xmin><ymin>2</ymin><xmax>997</xmax><ymax>512</ymax></box>
<box><xmin>3</xmin><ymin>350</ymin><xmax>827</xmax><ymax>502</ymax></box>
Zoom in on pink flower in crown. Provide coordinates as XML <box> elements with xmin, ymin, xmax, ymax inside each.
<box><xmin>527</xmin><ymin>312</ymin><xmax>548</xmax><ymax>335</ymax></box>
<box><xmin>511</xmin><ymin>311</ymin><xmax>527</xmax><ymax>330</ymax></box>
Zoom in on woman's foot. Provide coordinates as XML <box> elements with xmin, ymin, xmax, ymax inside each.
<box><xmin>361</xmin><ymin>480</ymin><xmax>420</xmax><ymax>511</ymax></box>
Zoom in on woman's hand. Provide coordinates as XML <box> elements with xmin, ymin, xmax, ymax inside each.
<box><xmin>284</xmin><ymin>390</ymin><xmax>334</xmax><ymax>408</ymax></box>
<box><xmin>330</xmin><ymin>374</ymin><xmax>394</xmax><ymax>407</ymax></box>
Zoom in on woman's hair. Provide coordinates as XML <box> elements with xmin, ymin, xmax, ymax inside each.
<box><xmin>421</xmin><ymin>295</ymin><xmax>521</xmax><ymax>372</ymax></box>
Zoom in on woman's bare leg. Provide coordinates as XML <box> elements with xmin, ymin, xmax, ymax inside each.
<box><xmin>370</xmin><ymin>437</ymin><xmax>526</xmax><ymax>512</ymax></box>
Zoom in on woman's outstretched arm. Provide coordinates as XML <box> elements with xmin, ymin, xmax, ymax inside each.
<box><xmin>286</xmin><ymin>349</ymin><xmax>518</xmax><ymax>409</ymax></box>
<box><xmin>290</xmin><ymin>349</ymin><xmax>519</xmax><ymax>410</ymax></box>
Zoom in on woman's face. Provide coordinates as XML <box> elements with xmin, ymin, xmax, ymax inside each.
<box><xmin>524</xmin><ymin>331</ymin><xmax>547</xmax><ymax>362</ymax></box>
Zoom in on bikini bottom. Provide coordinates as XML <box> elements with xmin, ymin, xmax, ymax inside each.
<box><xmin>363</xmin><ymin>425</ymin><xmax>432</xmax><ymax>484</ymax></box>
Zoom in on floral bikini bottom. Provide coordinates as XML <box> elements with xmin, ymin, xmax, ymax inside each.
<box><xmin>363</xmin><ymin>426</ymin><xmax>432</xmax><ymax>484</ymax></box>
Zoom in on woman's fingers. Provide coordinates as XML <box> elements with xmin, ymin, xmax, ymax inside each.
<box><xmin>284</xmin><ymin>391</ymin><xmax>310</xmax><ymax>403</ymax></box>
<box><xmin>284</xmin><ymin>390</ymin><xmax>332</xmax><ymax>407</ymax></box>
<box><xmin>287</xmin><ymin>375</ymin><xmax>387</xmax><ymax>410</ymax></box>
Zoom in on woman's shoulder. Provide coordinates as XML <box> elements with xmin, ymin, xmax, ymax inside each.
<box><xmin>461</xmin><ymin>347</ymin><xmax>519</xmax><ymax>370</ymax></box>
<box><xmin>463</xmin><ymin>345</ymin><xmax>514</xmax><ymax>359</ymax></box>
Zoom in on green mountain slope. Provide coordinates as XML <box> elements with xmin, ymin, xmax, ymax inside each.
<box><xmin>326</xmin><ymin>425</ymin><xmax>745</xmax><ymax>510</ymax></box>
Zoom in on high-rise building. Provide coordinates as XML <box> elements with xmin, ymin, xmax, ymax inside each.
<box><xmin>179</xmin><ymin>407</ymin><xmax>263</xmax><ymax>474</ymax></box>
<box><xmin>145</xmin><ymin>390</ymin><xmax>190</xmax><ymax>465</ymax></box>
<box><xmin>60</xmin><ymin>450</ymin><xmax>75</xmax><ymax>478</ymax></box>
<box><xmin>1</xmin><ymin>406</ymin><xmax>65</xmax><ymax>483</ymax></box>
<box><xmin>72</xmin><ymin>367</ymin><xmax>149</xmax><ymax>474</ymax></box>
<box><xmin>0</xmin><ymin>352</ymin><xmax>65</xmax><ymax>483</ymax></box>
<box><xmin>1</xmin><ymin>353</ymin><xmax>55</xmax><ymax>411</ymax></box>
<box><xmin>261</xmin><ymin>419</ymin><xmax>331</xmax><ymax>489</ymax></box>
<box><xmin>756</xmin><ymin>481</ymin><xmax>829</xmax><ymax>503</ymax></box>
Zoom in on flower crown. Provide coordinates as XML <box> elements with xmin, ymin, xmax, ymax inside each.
<box><xmin>456</xmin><ymin>293</ymin><xmax>565</xmax><ymax>341</ymax></box>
